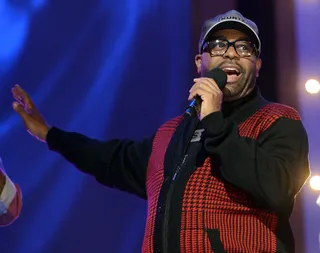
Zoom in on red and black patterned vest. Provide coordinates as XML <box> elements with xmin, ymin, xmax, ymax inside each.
<box><xmin>142</xmin><ymin>103</ymin><xmax>300</xmax><ymax>253</ymax></box>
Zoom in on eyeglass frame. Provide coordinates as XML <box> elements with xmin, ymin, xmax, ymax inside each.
<box><xmin>201</xmin><ymin>38</ymin><xmax>259</xmax><ymax>58</ymax></box>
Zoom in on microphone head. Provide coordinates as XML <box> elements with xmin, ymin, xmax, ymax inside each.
<box><xmin>204</xmin><ymin>68</ymin><xmax>227</xmax><ymax>90</ymax></box>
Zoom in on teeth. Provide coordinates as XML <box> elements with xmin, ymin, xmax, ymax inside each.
<box><xmin>223</xmin><ymin>67</ymin><xmax>238</xmax><ymax>72</ymax></box>
<box><xmin>223</xmin><ymin>68</ymin><xmax>239</xmax><ymax>75</ymax></box>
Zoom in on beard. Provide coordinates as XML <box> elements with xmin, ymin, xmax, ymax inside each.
<box><xmin>222</xmin><ymin>69</ymin><xmax>256</xmax><ymax>101</ymax></box>
<box><xmin>200</xmin><ymin>58</ymin><xmax>258</xmax><ymax>101</ymax></box>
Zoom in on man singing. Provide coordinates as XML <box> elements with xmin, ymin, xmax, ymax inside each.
<box><xmin>0</xmin><ymin>158</ymin><xmax>22</xmax><ymax>226</ymax></box>
<box><xmin>12</xmin><ymin>10</ymin><xmax>310</xmax><ymax>253</ymax></box>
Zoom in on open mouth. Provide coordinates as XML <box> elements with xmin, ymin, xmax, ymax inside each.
<box><xmin>221</xmin><ymin>67</ymin><xmax>242</xmax><ymax>83</ymax></box>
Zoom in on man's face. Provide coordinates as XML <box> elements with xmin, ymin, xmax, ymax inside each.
<box><xmin>195</xmin><ymin>29</ymin><xmax>262</xmax><ymax>101</ymax></box>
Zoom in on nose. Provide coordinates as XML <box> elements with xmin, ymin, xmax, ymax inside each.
<box><xmin>223</xmin><ymin>45</ymin><xmax>239</xmax><ymax>59</ymax></box>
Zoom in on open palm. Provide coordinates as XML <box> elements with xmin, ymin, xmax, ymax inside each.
<box><xmin>11</xmin><ymin>85</ymin><xmax>50</xmax><ymax>142</ymax></box>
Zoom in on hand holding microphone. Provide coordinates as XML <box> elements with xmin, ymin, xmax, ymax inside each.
<box><xmin>186</xmin><ymin>68</ymin><xmax>227</xmax><ymax>120</ymax></box>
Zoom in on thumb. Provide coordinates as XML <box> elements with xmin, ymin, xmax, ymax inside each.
<box><xmin>12</xmin><ymin>102</ymin><xmax>29</xmax><ymax>120</ymax></box>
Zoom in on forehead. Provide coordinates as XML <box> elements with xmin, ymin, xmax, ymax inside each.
<box><xmin>211</xmin><ymin>29</ymin><xmax>250</xmax><ymax>40</ymax></box>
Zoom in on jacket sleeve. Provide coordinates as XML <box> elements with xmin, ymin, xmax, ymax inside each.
<box><xmin>201</xmin><ymin>111</ymin><xmax>310</xmax><ymax>213</ymax></box>
<box><xmin>0</xmin><ymin>159</ymin><xmax>23</xmax><ymax>226</ymax></box>
<box><xmin>46</xmin><ymin>127</ymin><xmax>154</xmax><ymax>199</ymax></box>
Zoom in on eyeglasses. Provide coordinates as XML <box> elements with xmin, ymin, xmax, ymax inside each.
<box><xmin>201</xmin><ymin>39</ymin><xmax>258</xmax><ymax>57</ymax></box>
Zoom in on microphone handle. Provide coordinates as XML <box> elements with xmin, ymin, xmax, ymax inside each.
<box><xmin>185</xmin><ymin>96</ymin><xmax>201</xmax><ymax>117</ymax></box>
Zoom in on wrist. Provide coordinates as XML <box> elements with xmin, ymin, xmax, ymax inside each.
<box><xmin>201</xmin><ymin>111</ymin><xmax>225</xmax><ymax>136</ymax></box>
<box><xmin>200</xmin><ymin>107</ymin><xmax>221</xmax><ymax>120</ymax></box>
<box><xmin>38</xmin><ymin>125</ymin><xmax>51</xmax><ymax>142</ymax></box>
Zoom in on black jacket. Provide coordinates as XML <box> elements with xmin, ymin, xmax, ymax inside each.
<box><xmin>46</xmin><ymin>89</ymin><xmax>310</xmax><ymax>252</ymax></box>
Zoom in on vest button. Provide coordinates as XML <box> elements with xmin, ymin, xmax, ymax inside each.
<box><xmin>157</xmin><ymin>206</ymin><xmax>163</xmax><ymax>213</ymax></box>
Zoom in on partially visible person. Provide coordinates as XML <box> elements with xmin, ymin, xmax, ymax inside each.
<box><xmin>0</xmin><ymin>158</ymin><xmax>22</xmax><ymax>226</ymax></box>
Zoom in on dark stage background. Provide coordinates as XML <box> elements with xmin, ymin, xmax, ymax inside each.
<box><xmin>0</xmin><ymin>0</ymin><xmax>306</xmax><ymax>252</ymax></box>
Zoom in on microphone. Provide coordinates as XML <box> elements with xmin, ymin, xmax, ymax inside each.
<box><xmin>185</xmin><ymin>68</ymin><xmax>227</xmax><ymax>117</ymax></box>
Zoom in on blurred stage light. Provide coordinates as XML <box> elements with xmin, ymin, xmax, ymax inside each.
<box><xmin>310</xmin><ymin>175</ymin><xmax>320</xmax><ymax>190</ymax></box>
<box><xmin>305</xmin><ymin>79</ymin><xmax>320</xmax><ymax>94</ymax></box>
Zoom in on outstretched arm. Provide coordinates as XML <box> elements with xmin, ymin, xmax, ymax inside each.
<box><xmin>46</xmin><ymin>127</ymin><xmax>154</xmax><ymax>198</ymax></box>
<box><xmin>12</xmin><ymin>84</ymin><xmax>153</xmax><ymax>199</ymax></box>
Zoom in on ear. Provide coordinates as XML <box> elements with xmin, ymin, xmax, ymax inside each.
<box><xmin>195</xmin><ymin>54</ymin><xmax>202</xmax><ymax>74</ymax></box>
<box><xmin>255</xmin><ymin>58</ymin><xmax>262</xmax><ymax>77</ymax></box>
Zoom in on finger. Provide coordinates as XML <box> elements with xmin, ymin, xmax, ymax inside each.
<box><xmin>11</xmin><ymin>84</ymin><xmax>25</xmax><ymax>96</ymax></box>
<box><xmin>12</xmin><ymin>92</ymin><xmax>24</xmax><ymax>104</ymax></box>
<box><xmin>12</xmin><ymin>101</ymin><xmax>30</xmax><ymax>120</ymax></box>
<box><xmin>188</xmin><ymin>88</ymin><xmax>210</xmax><ymax>101</ymax></box>
<box><xmin>189</xmin><ymin>82</ymin><xmax>215</xmax><ymax>95</ymax></box>
<box><xmin>11</xmin><ymin>85</ymin><xmax>23</xmax><ymax>100</ymax></box>
<box><xmin>12</xmin><ymin>92</ymin><xmax>29</xmax><ymax>114</ymax></box>
<box><xmin>194</xmin><ymin>78</ymin><xmax>220</xmax><ymax>91</ymax></box>
<box><xmin>189</xmin><ymin>83</ymin><xmax>223</xmax><ymax>100</ymax></box>
<box><xmin>12</xmin><ymin>85</ymin><xmax>25</xmax><ymax>100</ymax></box>
<box><xmin>193</xmin><ymin>78</ymin><xmax>219</xmax><ymax>92</ymax></box>
<box><xmin>12</xmin><ymin>86</ymin><xmax>26</xmax><ymax>106</ymax></box>
<box><xmin>12</xmin><ymin>85</ymin><xmax>34</xmax><ymax>111</ymax></box>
